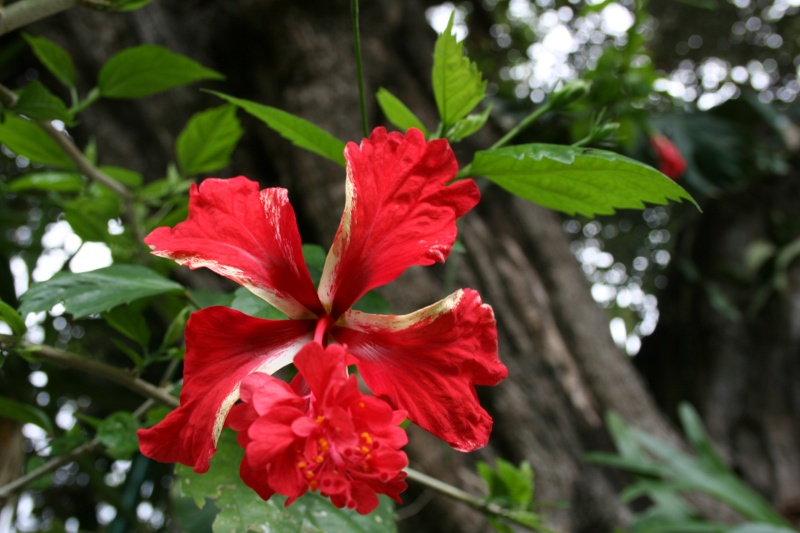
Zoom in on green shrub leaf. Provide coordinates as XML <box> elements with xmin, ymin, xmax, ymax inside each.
<box><xmin>22</xmin><ymin>33</ymin><xmax>76</xmax><ymax>88</ymax></box>
<box><xmin>471</xmin><ymin>144</ymin><xmax>697</xmax><ymax>216</ymax></box>
<box><xmin>98</xmin><ymin>45</ymin><xmax>224</xmax><ymax>99</ymax></box>
<box><xmin>375</xmin><ymin>88</ymin><xmax>428</xmax><ymax>136</ymax></box>
<box><xmin>97</xmin><ymin>411</ymin><xmax>140</xmax><ymax>460</ymax></box>
<box><xmin>209</xmin><ymin>91</ymin><xmax>346</xmax><ymax>167</ymax></box>
<box><xmin>432</xmin><ymin>14</ymin><xmax>487</xmax><ymax>128</ymax></box>
<box><xmin>9</xmin><ymin>172</ymin><xmax>84</xmax><ymax>193</ymax></box>
<box><xmin>0</xmin><ymin>397</ymin><xmax>54</xmax><ymax>434</ymax></box>
<box><xmin>19</xmin><ymin>264</ymin><xmax>184</xmax><ymax>319</ymax></box>
<box><xmin>176</xmin><ymin>105</ymin><xmax>243</xmax><ymax>175</ymax></box>
<box><xmin>0</xmin><ymin>115</ymin><xmax>74</xmax><ymax>168</ymax></box>
<box><xmin>14</xmin><ymin>81</ymin><xmax>74</xmax><ymax>124</ymax></box>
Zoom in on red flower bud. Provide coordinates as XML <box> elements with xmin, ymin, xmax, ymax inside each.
<box><xmin>650</xmin><ymin>135</ymin><xmax>687</xmax><ymax>180</ymax></box>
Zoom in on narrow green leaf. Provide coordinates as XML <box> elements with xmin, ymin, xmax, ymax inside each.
<box><xmin>0</xmin><ymin>397</ymin><xmax>54</xmax><ymax>434</ymax></box>
<box><xmin>9</xmin><ymin>171</ymin><xmax>84</xmax><ymax>193</ymax></box>
<box><xmin>209</xmin><ymin>91</ymin><xmax>346</xmax><ymax>166</ymax></box>
<box><xmin>176</xmin><ymin>429</ymin><xmax>397</xmax><ymax>533</ymax></box>
<box><xmin>98</xmin><ymin>45</ymin><xmax>224</xmax><ymax>99</ymax></box>
<box><xmin>18</xmin><ymin>264</ymin><xmax>184</xmax><ymax>319</ymax></box>
<box><xmin>0</xmin><ymin>114</ymin><xmax>74</xmax><ymax>168</ymax></box>
<box><xmin>729</xmin><ymin>525</ymin><xmax>799</xmax><ymax>533</ymax></box>
<box><xmin>445</xmin><ymin>103</ymin><xmax>492</xmax><ymax>142</ymax></box>
<box><xmin>14</xmin><ymin>81</ymin><xmax>74</xmax><ymax>124</ymax></box>
<box><xmin>97</xmin><ymin>411</ymin><xmax>140</xmax><ymax>460</ymax></box>
<box><xmin>471</xmin><ymin>144</ymin><xmax>698</xmax><ymax>217</ymax></box>
<box><xmin>176</xmin><ymin>104</ymin><xmax>243</xmax><ymax>175</ymax></box>
<box><xmin>160</xmin><ymin>306</ymin><xmax>191</xmax><ymax>351</ymax></box>
<box><xmin>103</xmin><ymin>305</ymin><xmax>151</xmax><ymax>348</ymax></box>
<box><xmin>375</xmin><ymin>88</ymin><xmax>428</xmax><ymax>136</ymax></box>
<box><xmin>99</xmin><ymin>165</ymin><xmax>143</xmax><ymax>188</ymax></box>
<box><xmin>432</xmin><ymin>14</ymin><xmax>487</xmax><ymax>128</ymax></box>
<box><xmin>0</xmin><ymin>300</ymin><xmax>27</xmax><ymax>335</ymax></box>
<box><xmin>22</xmin><ymin>33</ymin><xmax>76</xmax><ymax>88</ymax></box>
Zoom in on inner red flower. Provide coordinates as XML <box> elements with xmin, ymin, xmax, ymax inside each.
<box><xmin>228</xmin><ymin>343</ymin><xmax>408</xmax><ymax>514</ymax></box>
<box><xmin>137</xmin><ymin>127</ymin><xmax>507</xmax><ymax>474</ymax></box>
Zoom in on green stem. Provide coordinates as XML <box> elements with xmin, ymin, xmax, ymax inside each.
<box><xmin>351</xmin><ymin>0</ymin><xmax>368</xmax><ymax>138</ymax></box>
<box><xmin>490</xmin><ymin>101</ymin><xmax>553</xmax><ymax>150</ymax></box>
<box><xmin>405</xmin><ymin>467</ymin><xmax>548</xmax><ymax>532</ymax></box>
<box><xmin>456</xmin><ymin>101</ymin><xmax>553</xmax><ymax>179</ymax></box>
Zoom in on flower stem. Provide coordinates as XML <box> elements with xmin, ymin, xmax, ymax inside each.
<box><xmin>351</xmin><ymin>0</ymin><xmax>368</xmax><ymax>138</ymax></box>
<box><xmin>405</xmin><ymin>467</ymin><xmax>550</xmax><ymax>532</ymax></box>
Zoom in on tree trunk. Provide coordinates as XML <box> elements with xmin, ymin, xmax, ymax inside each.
<box><xmin>636</xmin><ymin>172</ymin><xmax>800</xmax><ymax>527</ymax></box>
<box><xmin>14</xmin><ymin>1</ymin><xmax>740</xmax><ymax>530</ymax></box>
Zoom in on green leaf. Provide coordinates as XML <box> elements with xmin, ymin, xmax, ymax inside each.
<box><xmin>302</xmin><ymin>243</ymin><xmax>327</xmax><ymax>286</ymax></box>
<box><xmin>99</xmin><ymin>165</ymin><xmax>143</xmax><ymax>188</ymax></box>
<box><xmin>729</xmin><ymin>525</ymin><xmax>799</xmax><ymax>533</ymax></box>
<box><xmin>445</xmin><ymin>103</ymin><xmax>492</xmax><ymax>142</ymax></box>
<box><xmin>9</xmin><ymin>171</ymin><xmax>84</xmax><ymax>193</ymax></box>
<box><xmin>160</xmin><ymin>306</ymin><xmax>191</xmax><ymax>351</ymax></box>
<box><xmin>471</xmin><ymin>144</ymin><xmax>698</xmax><ymax>217</ymax></box>
<box><xmin>230</xmin><ymin>287</ymin><xmax>287</xmax><ymax>320</ymax></box>
<box><xmin>14</xmin><ymin>81</ymin><xmax>74</xmax><ymax>124</ymax></box>
<box><xmin>432</xmin><ymin>14</ymin><xmax>487</xmax><ymax>128</ymax></box>
<box><xmin>0</xmin><ymin>397</ymin><xmax>54</xmax><ymax>434</ymax></box>
<box><xmin>176</xmin><ymin>105</ymin><xmax>243</xmax><ymax>175</ymax></box>
<box><xmin>18</xmin><ymin>264</ymin><xmax>184</xmax><ymax>319</ymax></box>
<box><xmin>375</xmin><ymin>88</ymin><xmax>428</xmax><ymax>136</ymax></box>
<box><xmin>103</xmin><ymin>305</ymin><xmax>151</xmax><ymax>348</ymax></box>
<box><xmin>176</xmin><ymin>429</ymin><xmax>397</xmax><ymax>533</ymax></box>
<box><xmin>98</xmin><ymin>45</ymin><xmax>224</xmax><ymax>99</ymax></box>
<box><xmin>63</xmin><ymin>195</ymin><xmax>121</xmax><ymax>242</ymax></box>
<box><xmin>209</xmin><ymin>91</ymin><xmax>346</xmax><ymax>166</ymax></box>
<box><xmin>109</xmin><ymin>0</ymin><xmax>153</xmax><ymax>11</ymax></box>
<box><xmin>97</xmin><ymin>411</ymin><xmax>140</xmax><ymax>460</ymax></box>
<box><xmin>0</xmin><ymin>299</ymin><xmax>27</xmax><ymax>335</ymax></box>
<box><xmin>0</xmin><ymin>114</ymin><xmax>74</xmax><ymax>168</ymax></box>
<box><xmin>22</xmin><ymin>33</ymin><xmax>76</xmax><ymax>88</ymax></box>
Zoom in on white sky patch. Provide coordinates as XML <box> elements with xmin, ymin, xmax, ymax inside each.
<box><xmin>70</xmin><ymin>242</ymin><xmax>113</xmax><ymax>273</ymax></box>
<box><xmin>600</xmin><ymin>3</ymin><xmax>634</xmax><ymax>36</ymax></box>
<box><xmin>426</xmin><ymin>3</ymin><xmax>469</xmax><ymax>40</ymax></box>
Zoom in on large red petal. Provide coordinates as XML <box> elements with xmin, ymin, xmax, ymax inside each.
<box><xmin>145</xmin><ymin>176</ymin><xmax>323</xmax><ymax>319</ymax></box>
<box><xmin>318</xmin><ymin>128</ymin><xmax>480</xmax><ymax>316</ymax></box>
<box><xmin>137</xmin><ymin>307</ymin><xmax>314</xmax><ymax>472</ymax></box>
<box><xmin>333</xmin><ymin>289</ymin><xmax>506</xmax><ymax>451</ymax></box>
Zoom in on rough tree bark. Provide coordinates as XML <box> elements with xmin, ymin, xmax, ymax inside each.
<box><xmin>636</xmin><ymin>173</ymin><xmax>800</xmax><ymax>527</ymax></box>
<box><xmin>9</xmin><ymin>0</ymin><xmax>755</xmax><ymax>530</ymax></box>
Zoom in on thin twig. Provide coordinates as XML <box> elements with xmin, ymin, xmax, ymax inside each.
<box><xmin>405</xmin><ymin>467</ymin><xmax>546</xmax><ymax>532</ymax></box>
<box><xmin>0</xmin><ymin>335</ymin><xmax>179</xmax><ymax>409</ymax></box>
<box><xmin>0</xmin><ymin>438</ymin><xmax>97</xmax><ymax>499</ymax></box>
<box><xmin>0</xmin><ymin>398</ymin><xmax>156</xmax><ymax>500</ymax></box>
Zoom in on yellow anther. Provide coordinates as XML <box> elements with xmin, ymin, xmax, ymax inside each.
<box><xmin>316</xmin><ymin>415</ymin><xmax>324</xmax><ymax>424</ymax></box>
<box><xmin>297</xmin><ymin>461</ymin><xmax>307</xmax><ymax>469</ymax></box>
<box><xmin>360</xmin><ymin>446</ymin><xmax>370</xmax><ymax>454</ymax></box>
<box><xmin>305</xmin><ymin>471</ymin><xmax>315</xmax><ymax>479</ymax></box>
<box><xmin>359</xmin><ymin>402</ymin><xmax>365</xmax><ymax>408</ymax></box>
<box><xmin>318</xmin><ymin>437</ymin><xmax>330</xmax><ymax>452</ymax></box>
<box><xmin>315</xmin><ymin>455</ymin><xmax>324</xmax><ymax>464</ymax></box>
<box><xmin>360</xmin><ymin>432</ymin><xmax>373</xmax><ymax>444</ymax></box>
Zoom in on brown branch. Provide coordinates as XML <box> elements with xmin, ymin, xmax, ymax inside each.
<box><xmin>0</xmin><ymin>0</ymin><xmax>77</xmax><ymax>36</ymax></box>
<box><xmin>0</xmin><ymin>398</ymin><xmax>157</xmax><ymax>499</ymax></box>
<box><xmin>0</xmin><ymin>335</ymin><xmax>179</xmax><ymax>409</ymax></box>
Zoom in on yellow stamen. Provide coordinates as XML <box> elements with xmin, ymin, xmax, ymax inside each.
<box><xmin>360</xmin><ymin>432</ymin><xmax>373</xmax><ymax>444</ymax></box>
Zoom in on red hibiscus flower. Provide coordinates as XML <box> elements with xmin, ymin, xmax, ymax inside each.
<box><xmin>650</xmin><ymin>134</ymin><xmax>687</xmax><ymax>180</ymax></box>
<box><xmin>227</xmin><ymin>342</ymin><xmax>408</xmax><ymax>514</ymax></box>
<box><xmin>137</xmin><ymin>127</ymin><xmax>507</xmax><ymax>473</ymax></box>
